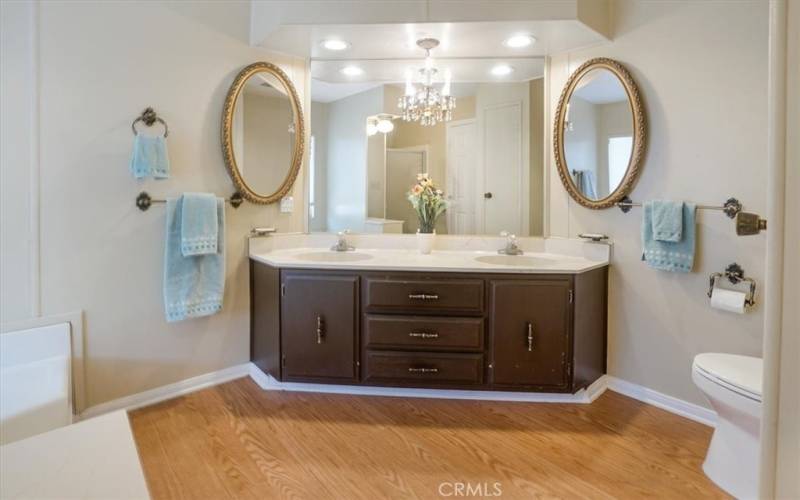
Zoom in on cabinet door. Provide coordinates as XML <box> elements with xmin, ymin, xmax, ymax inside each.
<box><xmin>281</xmin><ymin>273</ymin><xmax>358</xmax><ymax>382</ymax></box>
<box><xmin>490</xmin><ymin>280</ymin><xmax>571</xmax><ymax>388</ymax></box>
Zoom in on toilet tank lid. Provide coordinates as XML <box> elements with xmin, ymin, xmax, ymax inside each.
<box><xmin>693</xmin><ymin>353</ymin><xmax>762</xmax><ymax>398</ymax></box>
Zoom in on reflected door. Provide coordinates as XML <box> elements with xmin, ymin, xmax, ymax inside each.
<box><xmin>482</xmin><ymin>102</ymin><xmax>523</xmax><ymax>235</ymax></box>
<box><xmin>446</xmin><ymin>119</ymin><xmax>477</xmax><ymax>234</ymax></box>
<box><xmin>386</xmin><ymin>149</ymin><xmax>426</xmax><ymax>233</ymax></box>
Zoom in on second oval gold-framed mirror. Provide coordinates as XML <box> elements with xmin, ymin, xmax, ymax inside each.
<box><xmin>222</xmin><ymin>62</ymin><xmax>305</xmax><ymax>204</ymax></box>
<box><xmin>554</xmin><ymin>57</ymin><xmax>646</xmax><ymax>209</ymax></box>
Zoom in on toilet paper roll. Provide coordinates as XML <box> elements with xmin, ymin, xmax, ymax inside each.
<box><xmin>710</xmin><ymin>286</ymin><xmax>747</xmax><ymax>314</ymax></box>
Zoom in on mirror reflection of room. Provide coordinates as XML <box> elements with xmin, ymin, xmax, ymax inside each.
<box><xmin>562</xmin><ymin>68</ymin><xmax>634</xmax><ymax>201</ymax></box>
<box><xmin>233</xmin><ymin>71</ymin><xmax>296</xmax><ymax>196</ymax></box>
<box><xmin>308</xmin><ymin>51</ymin><xmax>545</xmax><ymax>237</ymax></box>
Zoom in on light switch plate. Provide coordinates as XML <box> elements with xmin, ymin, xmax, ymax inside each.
<box><xmin>280</xmin><ymin>196</ymin><xmax>293</xmax><ymax>213</ymax></box>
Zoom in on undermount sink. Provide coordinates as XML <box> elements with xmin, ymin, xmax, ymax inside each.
<box><xmin>474</xmin><ymin>255</ymin><xmax>556</xmax><ymax>267</ymax></box>
<box><xmin>294</xmin><ymin>251</ymin><xmax>374</xmax><ymax>262</ymax></box>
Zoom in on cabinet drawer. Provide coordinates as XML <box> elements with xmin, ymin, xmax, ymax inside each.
<box><xmin>363</xmin><ymin>351</ymin><xmax>483</xmax><ymax>385</ymax></box>
<box><xmin>364</xmin><ymin>315</ymin><xmax>484</xmax><ymax>351</ymax></box>
<box><xmin>364</xmin><ymin>277</ymin><xmax>484</xmax><ymax>314</ymax></box>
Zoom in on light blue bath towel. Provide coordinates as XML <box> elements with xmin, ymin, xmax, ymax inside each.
<box><xmin>130</xmin><ymin>134</ymin><xmax>170</xmax><ymax>179</ymax></box>
<box><xmin>572</xmin><ymin>170</ymin><xmax>597</xmax><ymax>199</ymax></box>
<box><xmin>651</xmin><ymin>200</ymin><xmax>684</xmax><ymax>242</ymax></box>
<box><xmin>164</xmin><ymin>195</ymin><xmax>225</xmax><ymax>322</ymax></box>
<box><xmin>642</xmin><ymin>201</ymin><xmax>696</xmax><ymax>273</ymax></box>
<box><xmin>180</xmin><ymin>193</ymin><xmax>218</xmax><ymax>256</ymax></box>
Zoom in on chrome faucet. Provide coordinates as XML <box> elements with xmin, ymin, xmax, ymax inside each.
<box><xmin>498</xmin><ymin>231</ymin><xmax>523</xmax><ymax>255</ymax></box>
<box><xmin>331</xmin><ymin>230</ymin><xmax>355</xmax><ymax>252</ymax></box>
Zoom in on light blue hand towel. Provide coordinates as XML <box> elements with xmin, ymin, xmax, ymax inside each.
<box><xmin>572</xmin><ymin>170</ymin><xmax>597</xmax><ymax>199</ymax></box>
<box><xmin>130</xmin><ymin>135</ymin><xmax>170</xmax><ymax>179</ymax></box>
<box><xmin>164</xmin><ymin>195</ymin><xmax>225</xmax><ymax>322</ymax></box>
<box><xmin>651</xmin><ymin>200</ymin><xmax>684</xmax><ymax>242</ymax></box>
<box><xmin>180</xmin><ymin>193</ymin><xmax>218</xmax><ymax>256</ymax></box>
<box><xmin>642</xmin><ymin>201</ymin><xmax>696</xmax><ymax>273</ymax></box>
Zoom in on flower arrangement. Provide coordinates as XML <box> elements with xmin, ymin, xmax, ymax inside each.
<box><xmin>407</xmin><ymin>173</ymin><xmax>447</xmax><ymax>234</ymax></box>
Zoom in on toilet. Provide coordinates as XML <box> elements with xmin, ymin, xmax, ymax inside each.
<box><xmin>692</xmin><ymin>353</ymin><xmax>763</xmax><ymax>499</ymax></box>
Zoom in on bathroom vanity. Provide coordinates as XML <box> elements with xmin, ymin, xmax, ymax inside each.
<box><xmin>250</xmin><ymin>243</ymin><xmax>608</xmax><ymax>394</ymax></box>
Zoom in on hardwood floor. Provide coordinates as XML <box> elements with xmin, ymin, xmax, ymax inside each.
<box><xmin>129</xmin><ymin>378</ymin><xmax>728</xmax><ymax>499</ymax></box>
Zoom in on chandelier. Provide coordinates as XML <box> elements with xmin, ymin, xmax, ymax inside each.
<box><xmin>398</xmin><ymin>38</ymin><xmax>455</xmax><ymax>126</ymax></box>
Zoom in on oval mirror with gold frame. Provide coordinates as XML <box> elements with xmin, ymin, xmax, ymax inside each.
<box><xmin>554</xmin><ymin>58</ymin><xmax>646</xmax><ymax>209</ymax></box>
<box><xmin>222</xmin><ymin>62</ymin><xmax>305</xmax><ymax>204</ymax></box>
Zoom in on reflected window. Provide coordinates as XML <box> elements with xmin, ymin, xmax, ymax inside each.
<box><xmin>309</xmin><ymin>135</ymin><xmax>316</xmax><ymax>219</ymax></box>
<box><xmin>607</xmin><ymin>136</ymin><xmax>632</xmax><ymax>194</ymax></box>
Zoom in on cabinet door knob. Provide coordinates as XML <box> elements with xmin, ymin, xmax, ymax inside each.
<box><xmin>484</xmin><ymin>192</ymin><xmax>493</xmax><ymax>199</ymax></box>
<box><xmin>316</xmin><ymin>315</ymin><xmax>325</xmax><ymax>344</ymax></box>
<box><xmin>526</xmin><ymin>322</ymin><xmax>534</xmax><ymax>352</ymax></box>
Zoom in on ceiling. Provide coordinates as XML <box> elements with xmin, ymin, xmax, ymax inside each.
<box><xmin>572</xmin><ymin>70</ymin><xmax>627</xmax><ymax>104</ymax></box>
<box><xmin>258</xmin><ymin>20</ymin><xmax>606</xmax><ymax>60</ymax></box>
<box><xmin>311</xmin><ymin>57</ymin><xmax>544</xmax><ymax>103</ymax></box>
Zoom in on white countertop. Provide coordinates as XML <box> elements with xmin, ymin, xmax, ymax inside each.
<box><xmin>0</xmin><ymin>410</ymin><xmax>150</xmax><ymax>499</ymax></box>
<box><xmin>250</xmin><ymin>247</ymin><xmax>607</xmax><ymax>274</ymax></box>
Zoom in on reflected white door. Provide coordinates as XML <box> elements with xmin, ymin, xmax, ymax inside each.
<box><xmin>482</xmin><ymin>102</ymin><xmax>523</xmax><ymax>235</ymax></box>
<box><xmin>446</xmin><ymin>119</ymin><xmax>477</xmax><ymax>234</ymax></box>
<box><xmin>386</xmin><ymin>149</ymin><xmax>425</xmax><ymax>234</ymax></box>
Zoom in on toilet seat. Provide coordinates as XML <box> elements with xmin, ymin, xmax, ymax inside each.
<box><xmin>693</xmin><ymin>353</ymin><xmax>762</xmax><ymax>402</ymax></box>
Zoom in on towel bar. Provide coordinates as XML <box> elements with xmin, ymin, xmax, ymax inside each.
<box><xmin>616</xmin><ymin>196</ymin><xmax>742</xmax><ymax>218</ymax></box>
<box><xmin>136</xmin><ymin>191</ymin><xmax>243</xmax><ymax>211</ymax></box>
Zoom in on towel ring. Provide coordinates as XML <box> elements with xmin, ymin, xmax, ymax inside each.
<box><xmin>131</xmin><ymin>107</ymin><xmax>169</xmax><ymax>138</ymax></box>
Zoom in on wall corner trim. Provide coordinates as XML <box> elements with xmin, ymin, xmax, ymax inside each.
<box><xmin>606</xmin><ymin>376</ymin><xmax>717</xmax><ymax>427</ymax></box>
<box><xmin>79</xmin><ymin>363</ymin><xmax>252</xmax><ymax>420</ymax></box>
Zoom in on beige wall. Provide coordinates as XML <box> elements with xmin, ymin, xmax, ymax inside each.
<box><xmin>548</xmin><ymin>0</ymin><xmax>767</xmax><ymax>406</ymax></box>
<box><xmin>529</xmin><ymin>78</ymin><xmax>544</xmax><ymax>236</ymax></box>
<box><xmin>2</xmin><ymin>1</ymin><xmax>308</xmax><ymax>408</ymax></box>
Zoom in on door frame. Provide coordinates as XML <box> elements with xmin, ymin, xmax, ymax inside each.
<box><xmin>445</xmin><ymin>118</ymin><xmax>477</xmax><ymax>234</ymax></box>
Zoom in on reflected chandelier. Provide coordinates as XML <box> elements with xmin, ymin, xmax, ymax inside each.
<box><xmin>398</xmin><ymin>38</ymin><xmax>455</xmax><ymax>126</ymax></box>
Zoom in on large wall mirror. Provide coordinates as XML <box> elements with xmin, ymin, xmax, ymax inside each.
<box><xmin>554</xmin><ymin>58</ymin><xmax>646</xmax><ymax>209</ymax></box>
<box><xmin>222</xmin><ymin>62</ymin><xmax>305</xmax><ymax>204</ymax></box>
<box><xmin>307</xmin><ymin>48</ymin><xmax>546</xmax><ymax>236</ymax></box>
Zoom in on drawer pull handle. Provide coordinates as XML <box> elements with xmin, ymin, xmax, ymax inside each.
<box><xmin>409</xmin><ymin>332</ymin><xmax>439</xmax><ymax>339</ymax></box>
<box><xmin>408</xmin><ymin>367</ymin><xmax>439</xmax><ymax>374</ymax></box>
<box><xmin>526</xmin><ymin>322</ymin><xmax>534</xmax><ymax>352</ymax></box>
<box><xmin>316</xmin><ymin>315</ymin><xmax>324</xmax><ymax>344</ymax></box>
<box><xmin>408</xmin><ymin>293</ymin><xmax>439</xmax><ymax>300</ymax></box>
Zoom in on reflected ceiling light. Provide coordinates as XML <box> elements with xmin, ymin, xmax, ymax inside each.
<box><xmin>340</xmin><ymin>65</ymin><xmax>364</xmax><ymax>76</ymax></box>
<box><xmin>366</xmin><ymin>120</ymin><xmax>378</xmax><ymax>136</ymax></box>
<box><xmin>491</xmin><ymin>64</ymin><xmax>515</xmax><ymax>76</ymax></box>
<box><xmin>398</xmin><ymin>38</ymin><xmax>456</xmax><ymax>127</ymax></box>
<box><xmin>504</xmin><ymin>34</ymin><xmax>536</xmax><ymax>48</ymax></box>
<box><xmin>376</xmin><ymin>118</ymin><xmax>394</xmax><ymax>133</ymax></box>
<box><xmin>321</xmin><ymin>39</ymin><xmax>350</xmax><ymax>51</ymax></box>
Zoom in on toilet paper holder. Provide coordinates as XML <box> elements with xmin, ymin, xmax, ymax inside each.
<box><xmin>708</xmin><ymin>263</ymin><xmax>756</xmax><ymax>307</ymax></box>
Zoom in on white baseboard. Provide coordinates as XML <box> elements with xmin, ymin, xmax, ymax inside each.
<box><xmin>606</xmin><ymin>376</ymin><xmax>717</xmax><ymax>427</ymax></box>
<box><xmin>79</xmin><ymin>363</ymin><xmax>715</xmax><ymax>429</ymax></box>
<box><xmin>248</xmin><ymin>363</ymin><xmax>609</xmax><ymax>404</ymax></box>
<box><xmin>79</xmin><ymin>363</ymin><xmax>251</xmax><ymax>420</ymax></box>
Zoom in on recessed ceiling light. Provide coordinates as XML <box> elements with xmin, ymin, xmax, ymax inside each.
<box><xmin>321</xmin><ymin>39</ymin><xmax>350</xmax><ymax>51</ymax></box>
<box><xmin>340</xmin><ymin>65</ymin><xmax>364</xmax><ymax>76</ymax></box>
<box><xmin>491</xmin><ymin>64</ymin><xmax>514</xmax><ymax>76</ymax></box>
<box><xmin>504</xmin><ymin>34</ymin><xmax>536</xmax><ymax>48</ymax></box>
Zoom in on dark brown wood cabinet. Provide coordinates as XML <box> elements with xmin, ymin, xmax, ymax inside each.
<box><xmin>489</xmin><ymin>279</ymin><xmax>571</xmax><ymax>389</ymax></box>
<box><xmin>251</xmin><ymin>260</ymin><xmax>607</xmax><ymax>393</ymax></box>
<box><xmin>280</xmin><ymin>273</ymin><xmax>358</xmax><ymax>382</ymax></box>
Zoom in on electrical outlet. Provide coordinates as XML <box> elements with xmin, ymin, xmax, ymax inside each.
<box><xmin>280</xmin><ymin>196</ymin><xmax>293</xmax><ymax>213</ymax></box>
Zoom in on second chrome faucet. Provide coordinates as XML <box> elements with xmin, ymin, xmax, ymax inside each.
<box><xmin>498</xmin><ymin>231</ymin><xmax>523</xmax><ymax>255</ymax></box>
<box><xmin>331</xmin><ymin>230</ymin><xmax>355</xmax><ymax>252</ymax></box>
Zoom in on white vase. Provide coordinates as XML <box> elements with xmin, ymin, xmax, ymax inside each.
<box><xmin>416</xmin><ymin>230</ymin><xmax>435</xmax><ymax>254</ymax></box>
